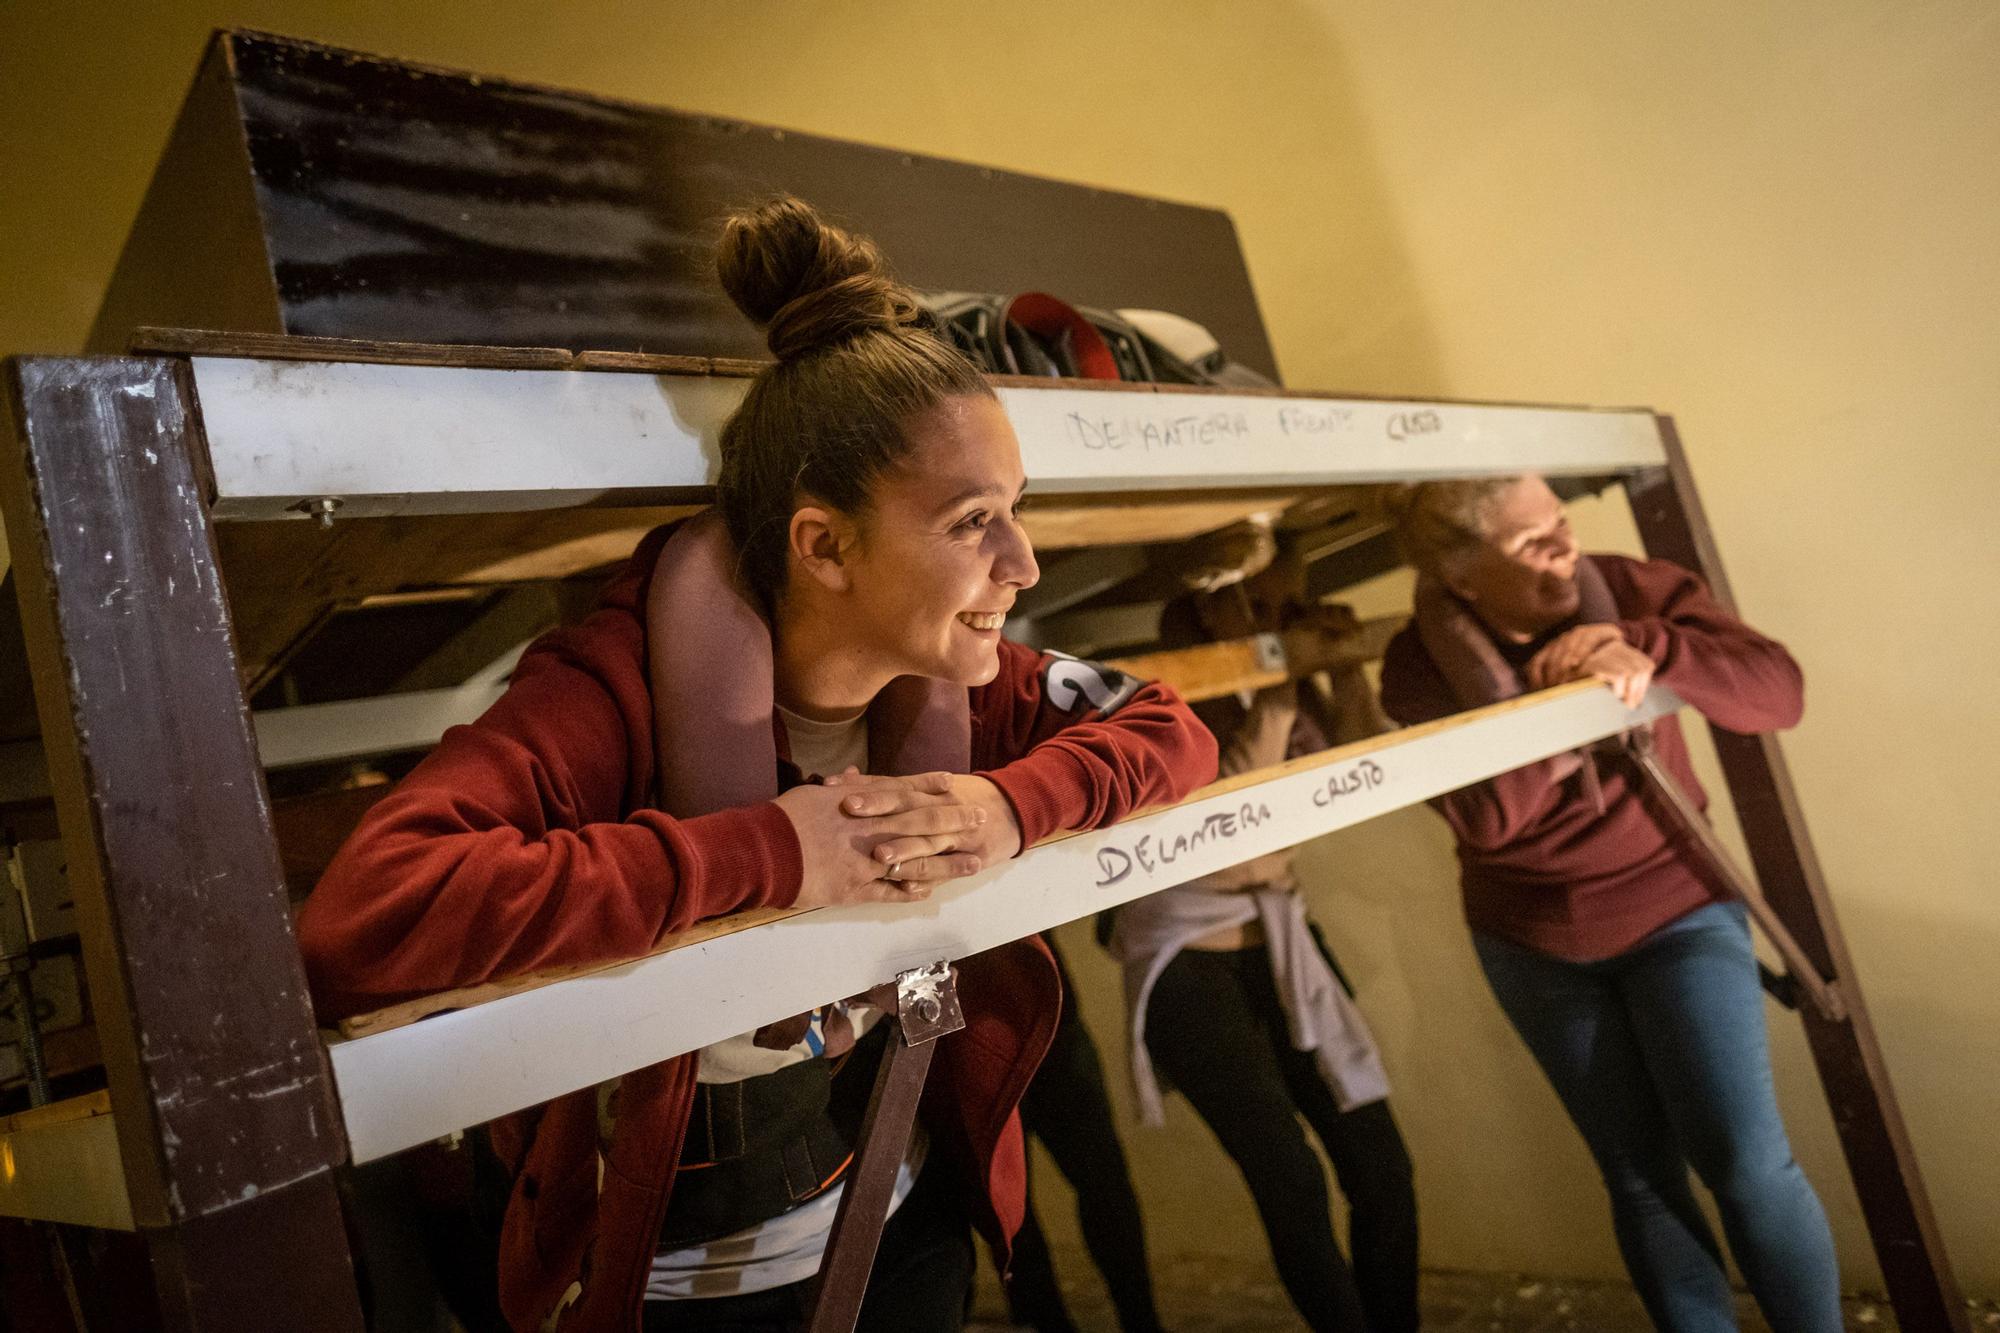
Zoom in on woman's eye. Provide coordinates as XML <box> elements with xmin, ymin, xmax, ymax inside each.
<box><xmin>958</xmin><ymin>512</ymin><xmax>990</xmax><ymax>532</ymax></box>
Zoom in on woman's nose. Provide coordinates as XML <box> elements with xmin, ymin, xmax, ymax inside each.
<box><xmin>994</xmin><ymin>518</ymin><xmax>1040</xmax><ymax>591</ymax></box>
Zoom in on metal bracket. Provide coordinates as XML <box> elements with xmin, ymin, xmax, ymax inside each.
<box><xmin>1250</xmin><ymin>631</ymin><xmax>1287</xmax><ymax>674</ymax></box>
<box><xmin>891</xmin><ymin>961</ymin><xmax>964</xmax><ymax>1046</ymax></box>
<box><xmin>290</xmin><ymin>495</ymin><xmax>342</xmax><ymax>528</ymax></box>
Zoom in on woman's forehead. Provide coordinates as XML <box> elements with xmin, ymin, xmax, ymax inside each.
<box><xmin>893</xmin><ymin>398</ymin><xmax>1025</xmax><ymax>508</ymax></box>
<box><xmin>1488</xmin><ymin>476</ymin><xmax>1560</xmax><ymax>533</ymax></box>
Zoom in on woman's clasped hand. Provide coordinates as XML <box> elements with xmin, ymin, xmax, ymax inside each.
<box><xmin>1524</xmin><ymin>622</ymin><xmax>1656</xmax><ymax>707</ymax></box>
<box><xmin>775</xmin><ymin>768</ymin><xmax>1023</xmax><ymax>909</ymax></box>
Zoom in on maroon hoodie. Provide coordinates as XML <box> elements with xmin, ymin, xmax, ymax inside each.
<box><xmin>297</xmin><ymin>527</ymin><xmax>1217</xmax><ymax>1331</ymax></box>
<box><xmin>1379</xmin><ymin>554</ymin><xmax>1804</xmax><ymax>962</ymax></box>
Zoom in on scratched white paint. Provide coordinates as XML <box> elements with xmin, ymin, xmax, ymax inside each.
<box><xmin>329</xmin><ymin>682</ymin><xmax>1680</xmax><ymax>1163</ymax></box>
<box><xmin>192</xmin><ymin>357</ymin><xmax>739</xmax><ymax>519</ymax></box>
<box><xmin>998</xmin><ymin>387</ymin><xmax>1666</xmax><ymax>491</ymax></box>
<box><xmin>190</xmin><ymin>358</ymin><xmax>1666</xmax><ymax>521</ymax></box>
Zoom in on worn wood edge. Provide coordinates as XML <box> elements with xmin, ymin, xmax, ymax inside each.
<box><xmin>123</xmin><ymin>330</ymin><xmax>1657</xmax><ymax>417</ymax></box>
<box><xmin>130</xmin><ymin>327</ymin><xmax>579</xmax><ymax>370</ymax></box>
<box><xmin>332</xmin><ymin>679</ymin><xmax>1607</xmax><ymax>1039</ymax></box>
<box><xmin>0</xmin><ymin>1092</ymin><xmax>133</xmax><ymax>1232</ymax></box>
<box><xmin>0</xmin><ymin>1088</ymin><xmax>113</xmax><ymax>1136</ymax></box>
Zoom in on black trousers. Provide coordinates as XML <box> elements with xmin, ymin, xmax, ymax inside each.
<box><xmin>1007</xmin><ymin>939</ymin><xmax>1164</xmax><ymax>1333</ymax></box>
<box><xmin>641</xmin><ymin>1153</ymin><xmax>974</xmax><ymax>1333</ymax></box>
<box><xmin>1144</xmin><ymin>939</ymin><xmax>1419</xmax><ymax>1333</ymax></box>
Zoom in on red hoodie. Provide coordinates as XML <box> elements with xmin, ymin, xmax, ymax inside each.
<box><xmin>297</xmin><ymin>527</ymin><xmax>1217</xmax><ymax>1331</ymax></box>
<box><xmin>1378</xmin><ymin>554</ymin><xmax>1804</xmax><ymax>962</ymax></box>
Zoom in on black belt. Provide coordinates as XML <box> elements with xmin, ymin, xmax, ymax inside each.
<box><xmin>659</xmin><ymin>1021</ymin><xmax>889</xmax><ymax>1248</ymax></box>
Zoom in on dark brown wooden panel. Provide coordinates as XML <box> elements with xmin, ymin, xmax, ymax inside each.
<box><xmin>0</xmin><ymin>356</ymin><xmax>361</xmax><ymax>1327</ymax></box>
<box><xmin>93</xmin><ymin>30</ymin><xmax>1278</xmax><ymax>382</ymax></box>
<box><xmin>147</xmin><ymin>1171</ymin><xmax>360</xmax><ymax>1332</ymax></box>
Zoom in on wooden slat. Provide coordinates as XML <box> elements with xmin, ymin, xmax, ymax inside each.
<box><xmin>184</xmin><ymin>355</ymin><xmax>1667</xmax><ymax>524</ymax></box>
<box><xmin>337</xmin><ymin>903</ymin><xmax>798</xmax><ymax>1039</ymax></box>
<box><xmin>1020</xmin><ymin>491</ymin><xmax>1298</xmax><ymax>551</ymax></box>
<box><xmin>216</xmin><ymin>506</ymin><xmax>704</xmax><ymax>692</ymax></box>
<box><xmin>132</xmin><ymin>327</ymin><xmax>579</xmax><ymax>370</ymax></box>
<box><xmin>325</xmin><ymin>680</ymin><xmax>1681</xmax><ymax>1162</ymax></box>
<box><xmin>135</xmin><ymin>327</ymin><xmax>772</xmax><ymax>380</ymax></box>
<box><xmin>339</xmin><ymin>679</ymin><xmax>1631</xmax><ymax>1040</ymax></box>
<box><xmin>0</xmin><ymin>1090</ymin><xmax>132</xmax><ymax>1230</ymax></box>
<box><xmin>0</xmin><ymin>1088</ymin><xmax>110</xmax><ymax>1136</ymax></box>
<box><xmin>149</xmin><ymin>329</ymin><xmax>1644</xmax><ymax>411</ymax></box>
<box><xmin>1107</xmin><ymin>618</ymin><xmax>1403</xmax><ymax>704</ymax></box>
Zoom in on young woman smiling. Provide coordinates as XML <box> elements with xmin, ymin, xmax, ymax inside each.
<box><xmin>298</xmin><ymin>197</ymin><xmax>1216</xmax><ymax>1333</ymax></box>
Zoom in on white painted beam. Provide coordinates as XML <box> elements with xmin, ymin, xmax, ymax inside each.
<box><xmin>191</xmin><ymin>358</ymin><xmax>1667</xmax><ymax>522</ymax></box>
<box><xmin>253</xmin><ymin>677</ymin><xmax>510</xmax><ymax>771</ymax></box>
<box><xmin>327</xmin><ymin>681</ymin><xmax>1680</xmax><ymax>1163</ymax></box>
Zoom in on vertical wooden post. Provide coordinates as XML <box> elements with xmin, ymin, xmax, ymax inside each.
<box><xmin>0</xmin><ymin>357</ymin><xmax>363</xmax><ymax>1330</ymax></box>
<box><xmin>1626</xmin><ymin>416</ymin><xmax>1967</xmax><ymax>1332</ymax></box>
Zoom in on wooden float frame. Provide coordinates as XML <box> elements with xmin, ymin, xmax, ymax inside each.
<box><xmin>0</xmin><ymin>341</ymin><xmax>1968</xmax><ymax>1331</ymax></box>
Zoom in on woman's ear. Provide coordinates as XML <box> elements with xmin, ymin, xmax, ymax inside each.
<box><xmin>789</xmin><ymin>505</ymin><xmax>854</xmax><ymax>594</ymax></box>
<box><xmin>1439</xmin><ymin>550</ymin><xmax>1480</xmax><ymax>603</ymax></box>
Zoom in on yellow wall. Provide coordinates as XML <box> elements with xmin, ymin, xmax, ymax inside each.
<box><xmin>4</xmin><ymin>0</ymin><xmax>1996</xmax><ymax>1294</ymax></box>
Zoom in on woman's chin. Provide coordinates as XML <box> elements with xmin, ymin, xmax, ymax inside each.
<box><xmin>939</xmin><ymin>640</ymin><xmax>1002</xmax><ymax>687</ymax></box>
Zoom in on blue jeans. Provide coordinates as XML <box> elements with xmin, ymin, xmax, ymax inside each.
<box><xmin>1474</xmin><ymin>901</ymin><xmax>1842</xmax><ymax>1333</ymax></box>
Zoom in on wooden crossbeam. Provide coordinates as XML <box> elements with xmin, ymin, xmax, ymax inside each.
<box><xmin>182</xmin><ymin>350</ymin><xmax>1666</xmax><ymax>524</ymax></box>
<box><xmin>1109</xmin><ymin>619</ymin><xmax>1403</xmax><ymax>704</ymax></box>
<box><xmin>325</xmin><ymin>679</ymin><xmax>1680</xmax><ymax>1164</ymax></box>
<box><xmin>0</xmin><ymin>1091</ymin><xmax>131</xmax><ymax>1230</ymax></box>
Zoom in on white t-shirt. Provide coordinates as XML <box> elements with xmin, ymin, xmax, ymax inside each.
<box><xmin>648</xmin><ymin>704</ymin><xmax>926</xmax><ymax>1301</ymax></box>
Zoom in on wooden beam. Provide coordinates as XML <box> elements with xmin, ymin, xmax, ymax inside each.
<box><xmin>1625</xmin><ymin>418</ymin><xmax>1967</xmax><ymax>1332</ymax></box>
<box><xmin>1013</xmin><ymin>546</ymin><xmax>1153</xmax><ymax>622</ymax></box>
<box><xmin>1020</xmin><ymin>490</ymin><xmax>1297</xmax><ymax>551</ymax></box>
<box><xmin>325</xmin><ymin>679</ymin><xmax>1680</xmax><ymax>1163</ymax></box>
<box><xmin>386</xmin><ymin>585</ymin><xmax>561</xmax><ymax>693</ymax></box>
<box><xmin>185</xmin><ymin>356</ymin><xmax>1669</xmax><ymax>523</ymax></box>
<box><xmin>0</xmin><ymin>1091</ymin><xmax>131</xmax><ymax>1230</ymax></box>
<box><xmin>0</xmin><ymin>356</ymin><xmax>362</xmax><ymax>1328</ymax></box>
<box><xmin>215</xmin><ymin>505</ymin><xmax>703</xmax><ymax>692</ymax></box>
<box><xmin>1107</xmin><ymin>619</ymin><xmax>1403</xmax><ymax>704</ymax></box>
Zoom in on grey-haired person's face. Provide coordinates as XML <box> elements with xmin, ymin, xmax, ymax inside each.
<box><xmin>1446</xmin><ymin>476</ymin><xmax>1582</xmax><ymax>640</ymax></box>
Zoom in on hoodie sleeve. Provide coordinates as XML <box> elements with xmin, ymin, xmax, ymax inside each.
<box><xmin>1603</xmin><ymin>556</ymin><xmax>1805</xmax><ymax>735</ymax></box>
<box><xmin>1379</xmin><ymin>625</ymin><xmax>1580</xmax><ymax>852</ymax></box>
<box><xmin>296</xmin><ymin>637</ymin><xmax>803</xmax><ymax>1021</ymax></box>
<box><xmin>970</xmin><ymin>641</ymin><xmax>1219</xmax><ymax>850</ymax></box>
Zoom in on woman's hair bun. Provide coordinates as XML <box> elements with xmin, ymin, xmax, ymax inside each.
<box><xmin>717</xmin><ymin>196</ymin><xmax>924</xmax><ymax>361</ymax></box>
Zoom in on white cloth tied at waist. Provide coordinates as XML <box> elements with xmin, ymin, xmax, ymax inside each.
<box><xmin>1109</xmin><ymin>884</ymin><xmax>1390</xmax><ymax>1127</ymax></box>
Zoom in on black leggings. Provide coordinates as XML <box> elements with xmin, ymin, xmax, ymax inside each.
<box><xmin>1145</xmin><ymin>940</ymin><xmax>1419</xmax><ymax>1333</ymax></box>
<box><xmin>1008</xmin><ymin>940</ymin><xmax>1164</xmax><ymax>1333</ymax></box>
